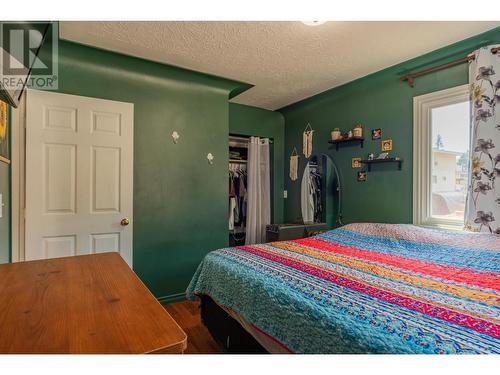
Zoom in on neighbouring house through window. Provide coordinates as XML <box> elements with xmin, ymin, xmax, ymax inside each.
<box><xmin>413</xmin><ymin>84</ymin><xmax>470</xmax><ymax>229</ymax></box>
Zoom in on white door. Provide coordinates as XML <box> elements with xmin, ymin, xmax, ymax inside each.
<box><xmin>25</xmin><ymin>89</ymin><xmax>134</xmax><ymax>266</ymax></box>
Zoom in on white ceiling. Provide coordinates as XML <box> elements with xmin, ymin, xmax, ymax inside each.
<box><xmin>60</xmin><ymin>21</ymin><xmax>500</xmax><ymax>110</ymax></box>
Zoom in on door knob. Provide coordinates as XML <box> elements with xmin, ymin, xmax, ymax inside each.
<box><xmin>120</xmin><ymin>218</ymin><xmax>130</xmax><ymax>226</ymax></box>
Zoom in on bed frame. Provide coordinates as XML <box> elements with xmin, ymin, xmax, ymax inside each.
<box><xmin>200</xmin><ymin>295</ymin><xmax>267</xmax><ymax>353</ymax></box>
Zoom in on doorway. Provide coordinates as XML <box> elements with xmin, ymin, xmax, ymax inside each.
<box><xmin>11</xmin><ymin>89</ymin><xmax>134</xmax><ymax>266</ymax></box>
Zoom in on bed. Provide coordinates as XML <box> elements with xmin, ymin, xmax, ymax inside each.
<box><xmin>186</xmin><ymin>223</ymin><xmax>500</xmax><ymax>354</ymax></box>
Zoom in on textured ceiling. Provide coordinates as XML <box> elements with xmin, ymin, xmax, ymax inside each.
<box><xmin>60</xmin><ymin>21</ymin><xmax>500</xmax><ymax>110</ymax></box>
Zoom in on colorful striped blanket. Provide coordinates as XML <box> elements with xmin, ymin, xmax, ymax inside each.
<box><xmin>186</xmin><ymin>223</ymin><xmax>500</xmax><ymax>353</ymax></box>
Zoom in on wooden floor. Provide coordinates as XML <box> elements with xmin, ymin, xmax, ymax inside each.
<box><xmin>163</xmin><ymin>300</ymin><xmax>224</xmax><ymax>354</ymax></box>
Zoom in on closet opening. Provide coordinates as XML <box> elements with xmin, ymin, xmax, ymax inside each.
<box><xmin>228</xmin><ymin>134</ymin><xmax>273</xmax><ymax>246</ymax></box>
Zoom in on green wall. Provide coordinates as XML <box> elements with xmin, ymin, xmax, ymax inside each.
<box><xmin>280</xmin><ymin>27</ymin><xmax>500</xmax><ymax>226</ymax></box>
<box><xmin>36</xmin><ymin>38</ymin><xmax>249</xmax><ymax>302</ymax></box>
<box><xmin>0</xmin><ymin>34</ymin><xmax>286</xmax><ymax>302</ymax></box>
<box><xmin>229</xmin><ymin>103</ymin><xmax>285</xmax><ymax>223</ymax></box>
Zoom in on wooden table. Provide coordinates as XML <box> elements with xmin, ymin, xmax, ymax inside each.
<box><xmin>0</xmin><ymin>252</ymin><xmax>187</xmax><ymax>354</ymax></box>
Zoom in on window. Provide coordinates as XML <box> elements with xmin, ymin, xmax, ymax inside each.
<box><xmin>413</xmin><ymin>85</ymin><xmax>470</xmax><ymax>229</ymax></box>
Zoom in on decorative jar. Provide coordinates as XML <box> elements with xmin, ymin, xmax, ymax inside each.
<box><xmin>331</xmin><ymin>128</ymin><xmax>341</xmax><ymax>140</ymax></box>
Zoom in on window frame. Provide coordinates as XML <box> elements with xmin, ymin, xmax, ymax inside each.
<box><xmin>412</xmin><ymin>84</ymin><xmax>470</xmax><ymax>230</ymax></box>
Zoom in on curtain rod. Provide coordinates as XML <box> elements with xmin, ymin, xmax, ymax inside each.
<box><xmin>400</xmin><ymin>46</ymin><xmax>499</xmax><ymax>87</ymax></box>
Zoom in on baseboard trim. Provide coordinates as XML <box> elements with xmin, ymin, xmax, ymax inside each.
<box><xmin>158</xmin><ymin>292</ymin><xmax>187</xmax><ymax>305</ymax></box>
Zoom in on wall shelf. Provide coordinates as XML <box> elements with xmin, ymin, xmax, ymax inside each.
<box><xmin>361</xmin><ymin>157</ymin><xmax>403</xmax><ymax>171</ymax></box>
<box><xmin>328</xmin><ymin>137</ymin><xmax>364</xmax><ymax>151</ymax></box>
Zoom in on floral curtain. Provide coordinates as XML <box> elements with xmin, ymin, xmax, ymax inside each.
<box><xmin>465</xmin><ymin>45</ymin><xmax>500</xmax><ymax>234</ymax></box>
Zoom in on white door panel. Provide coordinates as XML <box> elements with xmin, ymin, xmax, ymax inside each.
<box><xmin>25</xmin><ymin>89</ymin><xmax>133</xmax><ymax>266</ymax></box>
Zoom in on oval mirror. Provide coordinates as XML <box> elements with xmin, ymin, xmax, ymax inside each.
<box><xmin>301</xmin><ymin>154</ymin><xmax>341</xmax><ymax>227</ymax></box>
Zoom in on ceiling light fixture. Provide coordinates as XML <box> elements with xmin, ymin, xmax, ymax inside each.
<box><xmin>301</xmin><ymin>21</ymin><xmax>327</xmax><ymax>26</ymax></box>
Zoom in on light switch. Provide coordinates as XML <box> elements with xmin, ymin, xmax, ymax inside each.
<box><xmin>283</xmin><ymin>190</ymin><xmax>288</xmax><ymax>199</ymax></box>
<box><xmin>0</xmin><ymin>193</ymin><xmax>3</xmax><ymax>218</ymax></box>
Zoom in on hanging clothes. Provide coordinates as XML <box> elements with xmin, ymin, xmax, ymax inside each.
<box><xmin>238</xmin><ymin>173</ymin><xmax>247</xmax><ymax>226</ymax></box>
<box><xmin>228</xmin><ymin>197</ymin><xmax>236</xmax><ymax>231</ymax></box>
<box><xmin>229</xmin><ymin>175</ymin><xmax>236</xmax><ymax>197</ymax></box>
<box><xmin>301</xmin><ymin>163</ymin><xmax>315</xmax><ymax>223</ymax></box>
<box><xmin>301</xmin><ymin>162</ymin><xmax>323</xmax><ymax>224</ymax></box>
<box><xmin>229</xmin><ymin>166</ymin><xmax>247</xmax><ymax>230</ymax></box>
<box><xmin>310</xmin><ymin>167</ymin><xmax>323</xmax><ymax>223</ymax></box>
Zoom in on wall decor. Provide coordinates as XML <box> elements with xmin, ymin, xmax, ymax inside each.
<box><xmin>303</xmin><ymin>123</ymin><xmax>314</xmax><ymax>158</ymax></box>
<box><xmin>357</xmin><ymin>171</ymin><xmax>368</xmax><ymax>182</ymax></box>
<box><xmin>0</xmin><ymin>101</ymin><xmax>9</xmax><ymax>164</ymax></box>
<box><xmin>331</xmin><ymin>128</ymin><xmax>341</xmax><ymax>141</ymax></box>
<box><xmin>353</xmin><ymin>124</ymin><xmax>363</xmax><ymax>138</ymax></box>
<box><xmin>351</xmin><ymin>157</ymin><xmax>362</xmax><ymax>168</ymax></box>
<box><xmin>171</xmin><ymin>131</ymin><xmax>180</xmax><ymax>144</ymax></box>
<box><xmin>207</xmin><ymin>152</ymin><xmax>214</xmax><ymax>164</ymax></box>
<box><xmin>328</xmin><ymin>136</ymin><xmax>365</xmax><ymax>151</ymax></box>
<box><xmin>361</xmin><ymin>156</ymin><xmax>403</xmax><ymax>171</ymax></box>
<box><xmin>372</xmin><ymin>128</ymin><xmax>382</xmax><ymax>140</ymax></box>
<box><xmin>289</xmin><ymin>147</ymin><xmax>299</xmax><ymax>181</ymax></box>
<box><xmin>381</xmin><ymin>139</ymin><xmax>393</xmax><ymax>152</ymax></box>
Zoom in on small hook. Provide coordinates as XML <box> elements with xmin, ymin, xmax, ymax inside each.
<box><xmin>171</xmin><ymin>131</ymin><xmax>180</xmax><ymax>144</ymax></box>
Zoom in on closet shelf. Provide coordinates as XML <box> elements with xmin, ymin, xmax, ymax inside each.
<box><xmin>229</xmin><ymin>159</ymin><xmax>247</xmax><ymax>163</ymax></box>
<box><xmin>328</xmin><ymin>137</ymin><xmax>364</xmax><ymax>151</ymax></box>
<box><xmin>361</xmin><ymin>157</ymin><xmax>403</xmax><ymax>171</ymax></box>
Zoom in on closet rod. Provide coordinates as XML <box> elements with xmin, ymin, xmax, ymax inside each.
<box><xmin>229</xmin><ymin>135</ymin><xmax>273</xmax><ymax>144</ymax></box>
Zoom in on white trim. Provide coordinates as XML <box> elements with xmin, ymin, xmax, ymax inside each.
<box><xmin>412</xmin><ymin>84</ymin><xmax>469</xmax><ymax>229</ymax></box>
<box><xmin>11</xmin><ymin>91</ymin><xmax>26</xmax><ymax>262</ymax></box>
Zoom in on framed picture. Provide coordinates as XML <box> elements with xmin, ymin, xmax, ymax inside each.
<box><xmin>381</xmin><ymin>139</ymin><xmax>393</xmax><ymax>152</ymax></box>
<box><xmin>357</xmin><ymin>171</ymin><xmax>368</xmax><ymax>182</ymax></box>
<box><xmin>0</xmin><ymin>101</ymin><xmax>10</xmax><ymax>164</ymax></box>
<box><xmin>351</xmin><ymin>157</ymin><xmax>362</xmax><ymax>168</ymax></box>
<box><xmin>372</xmin><ymin>128</ymin><xmax>382</xmax><ymax>140</ymax></box>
